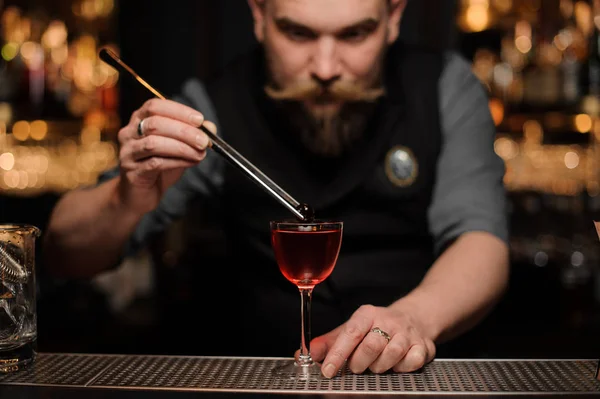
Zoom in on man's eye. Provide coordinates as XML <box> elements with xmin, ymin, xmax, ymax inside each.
<box><xmin>286</xmin><ymin>28</ymin><xmax>316</xmax><ymax>42</ymax></box>
<box><xmin>338</xmin><ymin>29</ymin><xmax>368</xmax><ymax>43</ymax></box>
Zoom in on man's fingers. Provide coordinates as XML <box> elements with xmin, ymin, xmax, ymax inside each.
<box><xmin>368</xmin><ymin>334</ymin><xmax>410</xmax><ymax>374</ymax></box>
<box><xmin>294</xmin><ymin>327</ymin><xmax>340</xmax><ymax>363</ymax></box>
<box><xmin>139</xmin><ymin>115</ymin><xmax>210</xmax><ymax>150</ymax></box>
<box><xmin>202</xmin><ymin>120</ymin><xmax>218</xmax><ymax>134</ymax></box>
<box><xmin>128</xmin><ymin>135</ymin><xmax>206</xmax><ymax>163</ymax></box>
<box><xmin>309</xmin><ymin>328</ymin><xmax>340</xmax><ymax>363</ymax></box>
<box><xmin>140</xmin><ymin>98</ymin><xmax>205</xmax><ymax>127</ymax></box>
<box><xmin>321</xmin><ymin>309</ymin><xmax>373</xmax><ymax>378</ymax></box>
<box><xmin>425</xmin><ymin>340</ymin><xmax>436</xmax><ymax>363</ymax></box>
<box><xmin>198</xmin><ymin>120</ymin><xmax>218</xmax><ymax>149</ymax></box>
<box><xmin>392</xmin><ymin>344</ymin><xmax>428</xmax><ymax>373</ymax></box>
<box><xmin>346</xmin><ymin>328</ymin><xmax>389</xmax><ymax>375</ymax></box>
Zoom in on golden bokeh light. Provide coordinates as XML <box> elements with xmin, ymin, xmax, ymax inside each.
<box><xmin>489</xmin><ymin>98</ymin><xmax>505</xmax><ymax>126</ymax></box>
<box><xmin>0</xmin><ymin>4</ymin><xmax>120</xmax><ymax>195</ymax></box>
<box><xmin>12</xmin><ymin>120</ymin><xmax>30</xmax><ymax>141</ymax></box>
<box><xmin>575</xmin><ymin>1</ymin><xmax>592</xmax><ymax>36</ymax></box>
<box><xmin>19</xmin><ymin>41</ymin><xmax>36</xmax><ymax>60</ymax></box>
<box><xmin>523</xmin><ymin>120</ymin><xmax>543</xmax><ymax>144</ymax></box>
<box><xmin>564</xmin><ymin>151</ymin><xmax>580</xmax><ymax>169</ymax></box>
<box><xmin>0</xmin><ymin>152</ymin><xmax>15</xmax><ymax>171</ymax></box>
<box><xmin>465</xmin><ymin>4</ymin><xmax>490</xmax><ymax>32</ymax></box>
<box><xmin>30</xmin><ymin>120</ymin><xmax>48</xmax><ymax>141</ymax></box>
<box><xmin>17</xmin><ymin>170</ymin><xmax>28</xmax><ymax>190</ymax></box>
<box><xmin>27</xmin><ymin>172</ymin><xmax>38</xmax><ymax>188</ymax></box>
<box><xmin>41</xmin><ymin>20</ymin><xmax>68</xmax><ymax>49</ymax></box>
<box><xmin>4</xmin><ymin>170</ymin><xmax>19</xmax><ymax>188</ymax></box>
<box><xmin>574</xmin><ymin>114</ymin><xmax>593</xmax><ymax>133</ymax></box>
<box><xmin>515</xmin><ymin>36</ymin><xmax>532</xmax><ymax>53</ymax></box>
<box><xmin>494</xmin><ymin>137</ymin><xmax>519</xmax><ymax>160</ymax></box>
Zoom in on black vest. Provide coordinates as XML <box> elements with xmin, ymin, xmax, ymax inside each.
<box><xmin>204</xmin><ymin>42</ymin><xmax>443</xmax><ymax>351</ymax></box>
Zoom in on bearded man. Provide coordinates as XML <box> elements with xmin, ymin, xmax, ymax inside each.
<box><xmin>44</xmin><ymin>0</ymin><xmax>509</xmax><ymax>378</ymax></box>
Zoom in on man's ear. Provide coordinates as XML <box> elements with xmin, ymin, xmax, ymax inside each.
<box><xmin>387</xmin><ymin>0</ymin><xmax>407</xmax><ymax>44</ymax></box>
<box><xmin>247</xmin><ymin>0</ymin><xmax>266</xmax><ymax>43</ymax></box>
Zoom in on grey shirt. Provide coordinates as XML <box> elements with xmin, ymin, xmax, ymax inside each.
<box><xmin>103</xmin><ymin>51</ymin><xmax>508</xmax><ymax>257</ymax></box>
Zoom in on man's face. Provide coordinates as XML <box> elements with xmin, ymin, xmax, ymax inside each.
<box><xmin>249</xmin><ymin>0</ymin><xmax>405</xmax><ymax>156</ymax></box>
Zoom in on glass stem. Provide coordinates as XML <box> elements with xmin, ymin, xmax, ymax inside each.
<box><xmin>297</xmin><ymin>287</ymin><xmax>314</xmax><ymax>366</ymax></box>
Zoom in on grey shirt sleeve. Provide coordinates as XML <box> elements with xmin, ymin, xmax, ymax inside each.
<box><xmin>428</xmin><ymin>52</ymin><xmax>509</xmax><ymax>254</ymax></box>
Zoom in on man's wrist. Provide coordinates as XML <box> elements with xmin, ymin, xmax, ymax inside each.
<box><xmin>109</xmin><ymin>176</ymin><xmax>148</xmax><ymax>221</ymax></box>
<box><xmin>390</xmin><ymin>289</ymin><xmax>443</xmax><ymax>342</ymax></box>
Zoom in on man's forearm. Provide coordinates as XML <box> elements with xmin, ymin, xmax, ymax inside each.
<box><xmin>391</xmin><ymin>231</ymin><xmax>509</xmax><ymax>343</ymax></box>
<box><xmin>43</xmin><ymin>177</ymin><xmax>144</xmax><ymax>278</ymax></box>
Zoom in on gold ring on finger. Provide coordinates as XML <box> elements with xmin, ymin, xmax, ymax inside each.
<box><xmin>371</xmin><ymin>327</ymin><xmax>391</xmax><ymax>343</ymax></box>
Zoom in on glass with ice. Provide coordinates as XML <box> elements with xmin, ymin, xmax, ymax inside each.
<box><xmin>0</xmin><ymin>224</ymin><xmax>40</xmax><ymax>372</ymax></box>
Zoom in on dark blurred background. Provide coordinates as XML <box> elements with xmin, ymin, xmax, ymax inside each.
<box><xmin>1</xmin><ymin>0</ymin><xmax>600</xmax><ymax>359</ymax></box>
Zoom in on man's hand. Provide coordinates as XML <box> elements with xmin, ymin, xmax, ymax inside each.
<box><xmin>42</xmin><ymin>98</ymin><xmax>219</xmax><ymax>278</ymax></box>
<box><xmin>310</xmin><ymin>304</ymin><xmax>436</xmax><ymax>378</ymax></box>
<box><xmin>117</xmin><ymin>98</ymin><xmax>216</xmax><ymax>214</ymax></box>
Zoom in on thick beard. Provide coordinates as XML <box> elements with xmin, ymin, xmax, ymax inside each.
<box><xmin>286</xmin><ymin>101</ymin><xmax>377</xmax><ymax>157</ymax></box>
<box><xmin>261</xmin><ymin>40</ymin><xmax>386</xmax><ymax>157</ymax></box>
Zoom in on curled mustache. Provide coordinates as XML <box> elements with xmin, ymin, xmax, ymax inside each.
<box><xmin>264</xmin><ymin>79</ymin><xmax>385</xmax><ymax>102</ymax></box>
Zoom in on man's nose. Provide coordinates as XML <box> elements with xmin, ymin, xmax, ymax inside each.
<box><xmin>310</xmin><ymin>37</ymin><xmax>341</xmax><ymax>84</ymax></box>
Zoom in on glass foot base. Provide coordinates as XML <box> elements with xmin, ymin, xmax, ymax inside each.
<box><xmin>272</xmin><ymin>361</ymin><xmax>324</xmax><ymax>380</ymax></box>
<box><xmin>0</xmin><ymin>339</ymin><xmax>36</xmax><ymax>373</ymax></box>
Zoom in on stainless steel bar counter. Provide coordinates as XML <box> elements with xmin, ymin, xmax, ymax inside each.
<box><xmin>1</xmin><ymin>353</ymin><xmax>600</xmax><ymax>398</ymax></box>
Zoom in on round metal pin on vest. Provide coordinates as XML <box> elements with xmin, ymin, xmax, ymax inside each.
<box><xmin>385</xmin><ymin>145</ymin><xmax>418</xmax><ymax>187</ymax></box>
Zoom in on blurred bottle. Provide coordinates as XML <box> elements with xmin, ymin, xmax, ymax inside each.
<box><xmin>579</xmin><ymin>0</ymin><xmax>600</xmax><ymax>116</ymax></box>
<box><xmin>560</xmin><ymin>0</ymin><xmax>585</xmax><ymax>110</ymax></box>
<box><xmin>522</xmin><ymin>45</ymin><xmax>563</xmax><ymax>111</ymax></box>
<box><xmin>562</xmin><ymin>48</ymin><xmax>582</xmax><ymax>107</ymax></box>
<box><xmin>519</xmin><ymin>2</ymin><xmax>567</xmax><ymax>113</ymax></box>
